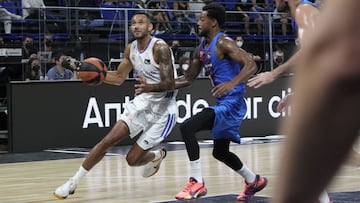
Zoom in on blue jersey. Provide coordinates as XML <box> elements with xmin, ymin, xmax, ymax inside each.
<box><xmin>198</xmin><ymin>32</ymin><xmax>247</xmax><ymax>143</ymax></box>
<box><xmin>292</xmin><ymin>0</ymin><xmax>319</xmax><ymax>36</ymax></box>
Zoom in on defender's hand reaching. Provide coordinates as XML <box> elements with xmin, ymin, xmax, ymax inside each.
<box><xmin>247</xmin><ymin>71</ymin><xmax>276</xmax><ymax>88</ymax></box>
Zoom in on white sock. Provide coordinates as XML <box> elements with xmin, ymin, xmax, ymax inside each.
<box><xmin>236</xmin><ymin>164</ymin><xmax>256</xmax><ymax>184</ymax></box>
<box><xmin>72</xmin><ymin>165</ymin><xmax>88</xmax><ymax>184</ymax></box>
<box><xmin>152</xmin><ymin>150</ymin><xmax>161</xmax><ymax>161</ymax></box>
<box><xmin>190</xmin><ymin>159</ymin><xmax>202</xmax><ymax>183</ymax></box>
<box><xmin>318</xmin><ymin>190</ymin><xmax>331</xmax><ymax>203</ymax></box>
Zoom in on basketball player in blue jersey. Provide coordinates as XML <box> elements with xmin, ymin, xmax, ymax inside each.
<box><xmin>271</xmin><ymin>0</ymin><xmax>360</xmax><ymax>202</ymax></box>
<box><xmin>53</xmin><ymin>12</ymin><xmax>178</xmax><ymax>200</ymax></box>
<box><xmin>174</xmin><ymin>3</ymin><xmax>267</xmax><ymax>201</ymax></box>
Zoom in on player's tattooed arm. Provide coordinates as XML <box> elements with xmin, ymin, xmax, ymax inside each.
<box><xmin>135</xmin><ymin>42</ymin><xmax>175</xmax><ymax>95</ymax></box>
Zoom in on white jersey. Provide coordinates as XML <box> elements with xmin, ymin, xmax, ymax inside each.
<box><xmin>129</xmin><ymin>37</ymin><xmax>178</xmax><ymax>102</ymax></box>
<box><xmin>121</xmin><ymin>37</ymin><xmax>178</xmax><ymax>150</ymax></box>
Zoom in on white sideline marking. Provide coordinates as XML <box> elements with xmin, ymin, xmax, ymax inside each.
<box><xmin>44</xmin><ymin>149</ymin><xmax>120</xmax><ymax>156</ymax></box>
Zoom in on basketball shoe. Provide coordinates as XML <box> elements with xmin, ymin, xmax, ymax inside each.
<box><xmin>237</xmin><ymin>174</ymin><xmax>268</xmax><ymax>201</ymax></box>
<box><xmin>175</xmin><ymin>177</ymin><xmax>207</xmax><ymax>200</ymax></box>
<box><xmin>142</xmin><ymin>148</ymin><xmax>167</xmax><ymax>178</ymax></box>
<box><xmin>53</xmin><ymin>178</ymin><xmax>77</xmax><ymax>199</ymax></box>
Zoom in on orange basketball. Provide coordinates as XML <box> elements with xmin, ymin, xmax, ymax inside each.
<box><xmin>78</xmin><ymin>57</ymin><xmax>108</xmax><ymax>86</ymax></box>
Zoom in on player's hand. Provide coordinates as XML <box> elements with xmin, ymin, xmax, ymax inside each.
<box><xmin>134</xmin><ymin>74</ymin><xmax>149</xmax><ymax>96</ymax></box>
<box><xmin>211</xmin><ymin>81</ymin><xmax>235</xmax><ymax>98</ymax></box>
<box><xmin>247</xmin><ymin>71</ymin><xmax>276</xmax><ymax>88</ymax></box>
<box><xmin>134</xmin><ymin>74</ymin><xmax>147</xmax><ymax>95</ymax></box>
<box><xmin>276</xmin><ymin>93</ymin><xmax>292</xmax><ymax>113</ymax></box>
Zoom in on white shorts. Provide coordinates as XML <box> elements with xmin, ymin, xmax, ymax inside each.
<box><xmin>120</xmin><ymin>93</ymin><xmax>178</xmax><ymax>150</ymax></box>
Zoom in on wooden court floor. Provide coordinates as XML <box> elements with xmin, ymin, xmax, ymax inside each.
<box><xmin>0</xmin><ymin>138</ymin><xmax>359</xmax><ymax>203</ymax></box>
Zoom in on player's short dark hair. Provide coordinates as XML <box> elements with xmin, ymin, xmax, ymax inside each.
<box><xmin>202</xmin><ymin>3</ymin><xmax>226</xmax><ymax>28</ymax></box>
<box><xmin>132</xmin><ymin>11</ymin><xmax>152</xmax><ymax>22</ymax></box>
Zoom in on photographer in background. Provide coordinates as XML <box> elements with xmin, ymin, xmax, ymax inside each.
<box><xmin>273</xmin><ymin>49</ymin><xmax>285</xmax><ymax>68</ymax></box>
<box><xmin>24</xmin><ymin>57</ymin><xmax>41</xmax><ymax>80</ymax></box>
<box><xmin>46</xmin><ymin>52</ymin><xmax>75</xmax><ymax>80</ymax></box>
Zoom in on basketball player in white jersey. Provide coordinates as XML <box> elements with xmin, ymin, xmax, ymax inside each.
<box><xmin>53</xmin><ymin>12</ymin><xmax>178</xmax><ymax>199</ymax></box>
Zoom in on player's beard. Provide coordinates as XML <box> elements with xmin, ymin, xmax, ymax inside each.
<box><xmin>199</xmin><ymin>29</ymin><xmax>209</xmax><ymax>37</ymax></box>
<box><xmin>133</xmin><ymin>30</ymin><xmax>148</xmax><ymax>40</ymax></box>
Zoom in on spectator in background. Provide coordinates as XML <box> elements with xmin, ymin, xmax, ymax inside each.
<box><xmin>24</xmin><ymin>56</ymin><xmax>42</xmax><ymax>80</ymax></box>
<box><xmin>236</xmin><ymin>0</ymin><xmax>251</xmax><ymax>35</ymax></box>
<box><xmin>189</xmin><ymin>0</ymin><xmax>205</xmax><ymax>19</ymax></box>
<box><xmin>0</xmin><ymin>4</ymin><xmax>22</xmax><ymax>34</ymax></box>
<box><xmin>148</xmin><ymin>0</ymin><xmax>173</xmax><ymax>34</ymax></box>
<box><xmin>249</xmin><ymin>0</ymin><xmax>265</xmax><ymax>35</ymax></box>
<box><xmin>273</xmin><ymin>7</ymin><xmax>290</xmax><ymax>36</ymax></box>
<box><xmin>47</xmin><ymin>52</ymin><xmax>74</xmax><ymax>80</ymax></box>
<box><xmin>273</xmin><ymin>49</ymin><xmax>285</xmax><ymax>68</ymax></box>
<box><xmin>235</xmin><ymin>35</ymin><xmax>261</xmax><ymax>61</ymax></box>
<box><xmin>170</xmin><ymin>39</ymin><xmax>184</xmax><ymax>63</ymax></box>
<box><xmin>22</xmin><ymin>35</ymin><xmax>38</xmax><ymax>59</ymax></box>
<box><xmin>177</xmin><ymin>56</ymin><xmax>190</xmax><ymax>76</ymax></box>
<box><xmin>22</xmin><ymin>0</ymin><xmax>46</xmax><ymax>19</ymax></box>
<box><xmin>173</xmin><ymin>0</ymin><xmax>196</xmax><ymax>34</ymax></box>
<box><xmin>42</xmin><ymin>33</ymin><xmax>54</xmax><ymax>52</ymax></box>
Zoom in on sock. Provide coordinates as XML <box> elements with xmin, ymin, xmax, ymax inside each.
<box><xmin>190</xmin><ymin>159</ymin><xmax>202</xmax><ymax>183</ymax></box>
<box><xmin>72</xmin><ymin>165</ymin><xmax>88</xmax><ymax>184</ymax></box>
<box><xmin>236</xmin><ymin>164</ymin><xmax>256</xmax><ymax>184</ymax></box>
<box><xmin>318</xmin><ymin>190</ymin><xmax>331</xmax><ymax>203</ymax></box>
<box><xmin>152</xmin><ymin>150</ymin><xmax>162</xmax><ymax>161</ymax></box>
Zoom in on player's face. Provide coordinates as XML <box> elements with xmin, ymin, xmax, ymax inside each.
<box><xmin>198</xmin><ymin>11</ymin><xmax>213</xmax><ymax>37</ymax></box>
<box><xmin>131</xmin><ymin>14</ymin><xmax>153</xmax><ymax>39</ymax></box>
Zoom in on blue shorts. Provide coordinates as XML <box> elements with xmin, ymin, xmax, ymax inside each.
<box><xmin>209</xmin><ymin>95</ymin><xmax>247</xmax><ymax>143</ymax></box>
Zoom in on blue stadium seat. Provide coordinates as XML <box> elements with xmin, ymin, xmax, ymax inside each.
<box><xmin>1</xmin><ymin>1</ymin><xmax>17</xmax><ymax>15</ymax></box>
<box><xmin>100</xmin><ymin>3</ymin><xmax>123</xmax><ymax>25</ymax></box>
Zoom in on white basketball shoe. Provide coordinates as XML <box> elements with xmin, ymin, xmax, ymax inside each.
<box><xmin>53</xmin><ymin>178</ymin><xmax>77</xmax><ymax>199</ymax></box>
<box><xmin>142</xmin><ymin>148</ymin><xmax>167</xmax><ymax>178</ymax></box>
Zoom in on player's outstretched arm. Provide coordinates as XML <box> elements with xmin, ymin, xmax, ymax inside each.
<box><xmin>175</xmin><ymin>47</ymin><xmax>203</xmax><ymax>89</ymax></box>
<box><xmin>247</xmin><ymin>50</ymin><xmax>300</xmax><ymax>88</ymax></box>
<box><xmin>105</xmin><ymin>44</ymin><xmax>133</xmax><ymax>86</ymax></box>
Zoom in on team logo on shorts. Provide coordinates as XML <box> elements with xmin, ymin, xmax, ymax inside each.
<box><xmin>144</xmin><ymin>140</ymin><xmax>149</xmax><ymax>145</ymax></box>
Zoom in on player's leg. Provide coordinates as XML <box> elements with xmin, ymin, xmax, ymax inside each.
<box><xmin>273</xmin><ymin>65</ymin><xmax>360</xmax><ymax>203</ymax></box>
<box><xmin>212</xmin><ymin>139</ymin><xmax>268</xmax><ymax>201</ymax></box>
<box><xmin>138</xmin><ymin>111</ymin><xmax>177</xmax><ymax>178</ymax></box>
<box><xmin>53</xmin><ymin>120</ymin><xmax>131</xmax><ymax>199</ymax></box>
<box><xmin>175</xmin><ymin>108</ymin><xmax>214</xmax><ymax>200</ymax></box>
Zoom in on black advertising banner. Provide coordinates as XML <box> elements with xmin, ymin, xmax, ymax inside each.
<box><xmin>8</xmin><ymin>77</ymin><xmax>291</xmax><ymax>152</ymax></box>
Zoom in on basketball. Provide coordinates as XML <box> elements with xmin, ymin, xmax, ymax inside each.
<box><xmin>78</xmin><ymin>57</ymin><xmax>108</xmax><ymax>86</ymax></box>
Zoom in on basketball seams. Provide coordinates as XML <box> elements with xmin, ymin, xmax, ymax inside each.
<box><xmin>78</xmin><ymin>57</ymin><xmax>108</xmax><ymax>86</ymax></box>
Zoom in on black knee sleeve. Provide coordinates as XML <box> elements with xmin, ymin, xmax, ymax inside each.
<box><xmin>213</xmin><ymin>139</ymin><xmax>243</xmax><ymax>171</ymax></box>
